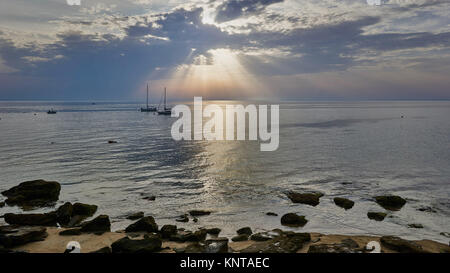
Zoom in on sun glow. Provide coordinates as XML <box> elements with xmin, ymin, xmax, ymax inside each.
<box><xmin>167</xmin><ymin>48</ymin><xmax>268</xmax><ymax>99</ymax></box>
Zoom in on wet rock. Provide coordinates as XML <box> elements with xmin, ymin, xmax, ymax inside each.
<box><xmin>408</xmin><ymin>223</ymin><xmax>424</xmax><ymax>229</ymax></box>
<box><xmin>237</xmin><ymin>227</ymin><xmax>252</xmax><ymax>236</ymax></box>
<box><xmin>242</xmin><ymin>232</ymin><xmax>311</xmax><ymax>253</ymax></box>
<box><xmin>266</xmin><ymin>212</ymin><xmax>278</xmax><ymax>216</ymax></box>
<box><xmin>250</xmin><ymin>233</ymin><xmax>272</xmax><ymax>242</ymax></box>
<box><xmin>72</xmin><ymin>203</ymin><xmax>97</xmax><ymax>217</ymax></box>
<box><xmin>375</xmin><ymin>195</ymin><xmax>406</xmax><ymax>211</ymax></box>
<box><xmin>380</xmin><ymin>236</ymin><xmax>427</xmax><ymax>253</ymax></box>
<box><xmin>440</xmin><ymin>232</ymin><xmax>450</xmax><ymax>238</ymax></box>
<box><xmin>333</xmin><ymin>197</ymin><xmax>354</xmax><ymax>210</ymax></box>
<box><xmin>286</xmin><ymin>191</ymin><xmax>323</xmax><ymax>206</ymax></box>
<box><xmin>205</xmin><ymin>228</ymin><xmax>221</xmax><ymax>235</ymax></box>
<box><xmin>417</xmin><ymin>206</ymin><xmax>437</xmax><ymax>213</ymax></box>
<box><xmin>66</xmin><ymin>215</ymin><xmax>85</xmax><ymax>228</ymax></box>
<box><xmin>90</xmin><ymin>247</ymin><xmax>112</xmax><ymax>253</ymax></box>
<box><xmin>160</xmin><ymin>225</ymin><xmax>177</xmax><ymax>239</ymax></box>
<box><xmin>0</xmin><ymin>226</ymin><xmax>47</xmax><ymax>248</ymax></box>
<box><xmin>125</xmin><ymin>216</ymin><xmax>158</xmax><ymax>233</ymax></box>
<box><xmin>126</xmin><ymin>211</ymin><xmax>144</xmax><ymax>220</ymax></box>
<box><xmin>1</xmin><ymin>180</ymin><xmax>60</xmax><ymax>208</ymax></box>
<box><xmin>281</xmin><ymin>213</ymin><xmax>308</xmax><ymax>227</ymax></box>
<box><xmin>80</xmin><ymin>215</ymin><xmax>111</xmax><ymax>233</ymax></box>
<box><xmin>143</xmin><ymin>196</ymin><xmax>155</xmax><ymax>201</ymax></box>
<box><xmin>176</xmin><ymin>214</ymin><xmax>189</xmax><ymax>223</ymax></box>
<box><xmin>56</xmin><ymin>202</ymin><xmax>73</xmax><ymax>226</ymax></box>
<box><xmin>108</xmin><ymin>140</ymin><xmax>117</xmax><ymax>144</ymax></box>
<box><xmin>367</xmin><ymin>212</ymin><xmax>387</xmax><ymax>221</ymax></box>
<box><xmin>308</xmin><ymin>241</ymin><xmax>361</xmax><ymax>253</ymax></box>
<box><xmin>184</xmin><ymin>243</ymin><xmax>205</xmax><ymax>253</ymax></box>
<box><xmin>4</xmin><ymin>212</ymin><xmax>57</xmax><ymax>226</ymax></box>
<box><xmin>0</xmin><ymin>201</ymin><xmax>4</xmax><ymax>208</ymax></box>
<box><xmin>111</xmin><ymin>235</ymin><xmax>162</xmax><ymax>253</ymax></box>
<box><xmin>205</xmin><ymin>237</ymin><xmax>228</xmax><ymax>253</ymax></box>
<box><xmin>170</xmin><ymin>229</ymin><xmax>207</xmax><ymax>242</ymax></box>
<box><xmin>59</xmin><ymin>228</ymin><xmax>82</xmax><ymax>236</ymax></box>
<box><xmin>232</xmin><ymin>234</ymin><xmax>249</xmax><ymax>242</ymax></box>
<box><xmin>189</xmin><ymin>210</ymin><xmax>211</xmax><ymax>216</ymax></box>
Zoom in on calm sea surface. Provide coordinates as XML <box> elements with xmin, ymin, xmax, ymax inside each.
<box><xmin>0</xmin><ymin>100</ymin><xmax>449</xmax><ymax>243</ymax></box>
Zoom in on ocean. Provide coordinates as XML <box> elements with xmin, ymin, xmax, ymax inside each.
<box><xmin>0</xmin><ymin>100</ymin><xmax>449</xmax><ymax>243</ymax></box>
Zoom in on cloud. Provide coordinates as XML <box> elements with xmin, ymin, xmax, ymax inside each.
<box><xmin>215</xmin><ymin>0</ymin><xmax>284</xmax><ymax>23</ymax></box>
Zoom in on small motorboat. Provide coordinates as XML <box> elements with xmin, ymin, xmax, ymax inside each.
<box><xmin>47</xmin><ymin>109</ymin><xmax>57</xmax><ymax>114</ymax></box>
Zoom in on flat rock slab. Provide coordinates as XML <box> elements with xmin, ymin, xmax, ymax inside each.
<box><xmin>4</xmin><ymin>212</ymin><xmax>58</xmax><ymax>226</ymax></box>
<box><xmin>286</xmin><ymin>191</ymin><xmax>323</xmax><ymax>206</ymax></box>
<box><xmin>1</xmin><ymin>180</ymin><xmax>60</xmax><ymax>208</ymax></box>
<box><xmin>111</xmin><ymin>235</ymin><xmax>162</xmax><ymax>253</ymax></box>
<box><xmin>0</xmin><ymin>226</ymin><xmax>48</xmax><ymax>248</ymax></box>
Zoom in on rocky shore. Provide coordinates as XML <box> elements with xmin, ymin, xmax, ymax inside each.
<box><xmin>1</xmin><ymin>180</ymin><xmax>449</xmax><ymax>253</ymax></box>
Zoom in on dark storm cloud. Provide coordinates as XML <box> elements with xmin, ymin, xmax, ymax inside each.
<box><xmin>215</xmin><ymin>0</ymin><xmax>284</xmax><ymax>23</ymax></box>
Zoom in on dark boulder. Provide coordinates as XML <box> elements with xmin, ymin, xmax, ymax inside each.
<box><xmin>80</xmin><ymin>215</ymin><xmax>111</xmax><ymax>233</ymax></box>
<box><xmin>205</xmin><ymin>228</ymin><xmax>221</xmax><ymax>235</ymax></box>
<box><xmin>380</xmin><ymin>236</ymin><xmax>427</xmax><ymax>253</ymax></box>
<box><xmin>111</xmin><ymin>235</ymin><xmax>162</xmax><ymax>253</ymax></box>
<box><xmin>59</xmin><ymin>228</ymin><xmax>82</xmax><ymax>236</ymax></box>
<box><xmin>250</xmin><ymin>233</ymin><xmax>272</xmax><ymax>242</ymax></box>
<box><xmin>367</xmin><ymin>212</ymin><xmax>387</xmax><ymax>221</ymax></box>
<box><xmin>266</xmin><ymin>212</ymin><xmax>278</xmax><ymax>216</ymax></box>
<box><xmin>375</xmin><ymin>195</ymin><xmax>406</xmax><ymax>211</ymax></box>
<box><xmin>176</xmin><ymin>214</ymin><xmax>189</xmax><ymax>223</ymax></box>
<box><xmin>1</xmin><ymin>180</ymin><xmax>60</xmax><ymax>207</ymax></box>
<box><xmin>160</xmin><ymin>225</ymin><xmax>177</xmax><ymax>238</ymax></box>
<box><xmin>232</xmin><ymin>234</ymin><xmax>249</xmax><ymax>242</ymax></box>
<box><xmin>286</xmin><ymin>191</ymin><xmax>322</xmax><ymax>206</ymax></box>
<box><xmin>205</xmin><ymin>237</ymin><xmax>228</xmax><ymax>253</ymax></box>
<box><xmin>72</xmin><ymin>203</ymin><xmax>97</xmax><ymax>217</ymax></box>
<box><xmin>4</xmin><ymin>212</ymin><xmax>57</xmax><ymax>226</ymax></box>
<box><xmin>0</xmin><ymin>226</ymin><xmax>47</xmax><ymax>248</ymax></box>
<box><xmin>169</xmin><ymin>229</ymin><xmax>207</xmax><ymax>242</ymax></box>
<box><xmin>242</xmin><ymin>232</ymin><xmax>311</xmax><ymax>253</ymax></box>
<box><xmin>126</xmin><ymin>211</ymin><xmax>144</xmax><ymax>220</ymax></box>
<box><xmin>281</xmin><ymin>213</ymin><xmax>308</xmax><ymax>227</ymax></box>
<box><xmin>184</xmin><ymin>243</ymin><xmax>205</xmax><ymax>253</ymax></box>
<box><xmin>188</xmin><ymin>210</ymin><xmax>211</xmax><ymax>216</ymax></box>
<box><xmin>125</xmin><ymin>216</ymin><xmax>158</xmax><ymax>233</ymax></box>
<box><xmin>0</xmin><ymin>201</ymin><xmax>5</xmax><ymax>208</ymax></box>
<box><xmin>56</xmin><ymin>202</ymin><xmax>73</xmax><ymax>226</ymax></box>
<box><xmin>334</xmin><ymin>197</ymin><xmax>355</xmax><ymax>210</ymax></box>
<box><xmin>237</xmin><ymin>227</ymin><xmax>252</xmax><ymax>236</ymax></box>
<box><xmin>408</xmin><ymin>223</ymin><xmax>424</xmax><ymax>229</ymax></box>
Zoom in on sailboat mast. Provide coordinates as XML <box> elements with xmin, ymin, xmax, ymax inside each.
<box><xmin>164</xmin><ymin>87</ymin><xmax>166</xmax><ymax>109</ymax></box>
<box><xmin>146</xmin><ymin>83</ymin><xmax>149</xmax><ymax>109</ymax></box>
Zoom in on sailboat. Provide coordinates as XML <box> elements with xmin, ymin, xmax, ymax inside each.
<box><xmin>141</xmin><ymin>83</ymin><xmax>157</xmax><ymax>112</ymax></box>
<box><xmin>157</xmin><ymin>87</ymin><xmax>171</xmax><ymax>115</ymax></box>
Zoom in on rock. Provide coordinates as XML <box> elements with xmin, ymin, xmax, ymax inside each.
<box><xmin>367</xmin><ymin>212</ymin><xmax>387</xmax><ymax>221</ymax></box>
<box><xmin>4</xmin><ymin>212</ymin><xmax>57</xmax><ymax>226</ymax></box>
<box><xmin>160</xmin><ymin>225</ymin><xmax>177</xmax><ymax>238</ymax></box>
<box><xmin>266</xmin><ymin>212</ymin><xmax>278</xmax><ymax>216</ymax></box>
<box><xmin>90</xmin><ymin>247</ymin><xmax>112</xmax><ymax>253</ymax></box>
<box><xmin>66</xmin><ymin>215</ymin><xmax>85</xmax><ymax>228</ymax></box>
<box><xmin>380</xmin><ymin>236</ymin><xmax>427</xmax><ymax>253</ymax></box>
<box><xmin>286</xmin><ymin>191</ymin><xmax>322</xmax><ymax>206</ymax></box>
<box><xmin>308</xmin><ymin>241</ymin><xmax>361</xmax><ymax>253</ymax></box>
<box><xmin>143</xmin><ymin>196</ymin><xmax>155</xmax><ymax>201</ymax></box>
<box><xmin>125</xmin><ymin>216</ymin><xmax>158</xmax><ymax>233</ymax></box>
<box><xmin>237</xmin><ymin>227</ymin><xmax>252</xmax><ymax>236</ymax></box>
<box><xmin>232</xmin><ymin>234</ymin><xmax>249</xmax><ymax>242</ymax></box>
<box><xmin>242</xmin><ymin>232</ymin><xmax>311</xmax><ymax>253</ymax></box>
<box><xmin>205</xmin><ymin>228</ymin><xmax>221</xmax><ymax>235</ymax></box>
<box><xmin>417</xmin><ymin>206</ymin><xmax>437</xmax><ymax>213</ymax></box>
<box><xmin>375</xmin><ymin>195</ymin><xmax>406</xmax><ymax>211</ymax></box>
<box><xmin>408</xmin><ymin>223</ymin><xmax>424</xmax><ymax>229</ymax></box>
<box><xmin>56</xmin><ymin>202</ymin><xmax>73</xmax><ymax>226</ymax></box>
<box><xmin>126</xmin><ymin>211</ymin><xmax>144</xmax><ymax>220</ymax></box>
<box><xmin>1</xmin><ymin>180</ymin><xmax>60</xmax><ymax>207</ymax></box>
<box><xmin>250</xmin><ymin>233</ymin><xmax>272</xmax><ymax>242</ymax></box>
<box><xmin>0</xmin><ymin>226</ymin><xmax>48</xmax><ymax>248</ymax></box>
<box><xmin>59</xmin><ymin>228</ymin><xmax>82</xmax><ymax>236</ymax></box>
<box><xmin>108</xmin><ymin>140</ymin><xmax>117</xmax><ymax>144</ymax></box>
<box><xmin>80</xmin><ymin>215</ymin><xmax>111</xmax><ymax>233</ymax></box>
<box><xmin>72</xmin><ymin>203</ymin><xmax>98</xmax><ymax>217</ymax></box>
<box><xmin>184</xmin><ymin>243</ymin><xmax>205</xmax><ymax>253</ymax></box>
<box><xmin>175</xmin><ymin>214</ymin><xmax>189</xmax><ymax>222</ymax></box>
<box><xmin>205</xmin><ymin>237</ymin><xmax>228</xmax><ymax>253</ymax></box>
<box><xmin>333</xmin><ymin>197</ymin><xmax>355</xmax><ymax>210</ymax></box>
<box><xmin>169</xmin><ymin>230</ymin><xmax>207</xmax><ymax>242</ymax></box>
<box><xmin>0</xmin><ymin>201</ymin><xmax>4</xmax><ymax>208</ymax></box>
<box><xmin>440</xmin><ymin>232</ymin><xmax>450</xmax><ymax>238</ymax></box>
<box><xmin>281</xmin><ymin>213</ymin><xmax>308</xmax><ymax>227</ymax></box>
<box><xmin>111</xmin><ymin>235</ymin><xmax>162</xmax><ymax>253</ymax></box>
<box><xmin>188</xmin><ymin>210</ymin><xmax>211</xmax><ymax>216</ymax></box>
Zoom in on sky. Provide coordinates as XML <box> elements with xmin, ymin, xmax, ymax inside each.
<box><xmin>0</xmin><ymin>0</ymin><xmax>449</xmax><ymax>100</ymax></box>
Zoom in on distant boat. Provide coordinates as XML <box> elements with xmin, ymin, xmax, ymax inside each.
<box><xmin>157</xmin><ymin>87</ymin><xmax>171</xmax><ymax>115</ymax></box>
<box><xmin>141</xmin><ymin>83</ymin><xmax>157</xmax><ymax>112</ymax></box>
<box><xmin>47</xmin><ymin>109</ymin><xmax>57</xmax><ymax>114</ymax></box>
